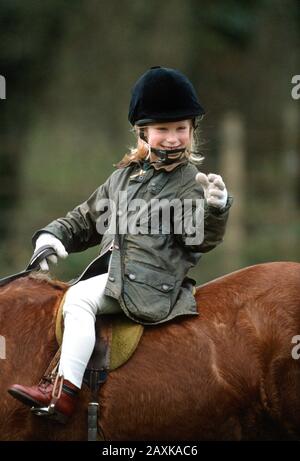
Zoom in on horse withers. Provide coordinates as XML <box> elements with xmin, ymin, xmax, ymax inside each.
<box><xmin>0</xmin><ymin>262</ymin><xmax>300</xmax><ymax>441</ymax></box>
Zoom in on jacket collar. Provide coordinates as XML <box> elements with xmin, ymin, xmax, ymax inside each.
<box><xmin>150</xmin><ymin>158</ymin><xmax>188</xmax><ymax>172</ymax></box>
<box><xmin>127</xmin><ymin>156</ymin><xmax>188</xmax><ymax>173</ymax></box>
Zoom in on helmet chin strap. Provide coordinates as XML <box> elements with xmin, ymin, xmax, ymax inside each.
<box><xmin>149</xmin><ymin>147</ymin><xmax>186</xmax><ymax>164</ymax></box>
<box><xmin>139</xmin><ymin>129</ymin><xmax>186</xmax><ymax>164</ymax></box>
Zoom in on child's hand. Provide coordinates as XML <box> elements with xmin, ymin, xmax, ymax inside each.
<box><xmin>35</xmin><ymin>233</ymin><xmax>68</xmax><ymax>271</ymax></box>
<box><xmin>195</xmin><ymin>172</ymin><xmax>228</xmax><ymax>210</ymax></box>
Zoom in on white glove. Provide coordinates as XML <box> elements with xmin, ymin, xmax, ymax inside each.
<box><xmin>195</xmin><ymin>172</ymin><xmax>228</xmax><ymax>210</ymax></box>
<box><xmin>34</xmin><ymin>233</ymin><xmax>68</xmax><ymax>271</ymax></box>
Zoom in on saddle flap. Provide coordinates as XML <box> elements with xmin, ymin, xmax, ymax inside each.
<box><xmin>87</xmin><ymin>316</ymin><xmax>112</xmax><ymax>371</ymax></box>
<box><xmin>55</xmin><ymin>295</ymin><xmax>144</xmax><ymax>373</ymax></box>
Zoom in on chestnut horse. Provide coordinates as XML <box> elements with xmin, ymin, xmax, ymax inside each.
<box><xmin>0</xmin><ymin>261</ymin><xmax>300</xmax><ymax>441</ymax></box>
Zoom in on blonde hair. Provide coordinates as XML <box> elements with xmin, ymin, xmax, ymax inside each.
<box><xmin>116</xmin><ymin>122</ymin><xmax>204</xmax><ymax>169</ymax></box>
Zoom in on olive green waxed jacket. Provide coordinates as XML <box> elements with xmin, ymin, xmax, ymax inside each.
<box><xmin>33</xmin><ymin>161</ymin><xmax>233</xmax><ymax>325</ymax></box>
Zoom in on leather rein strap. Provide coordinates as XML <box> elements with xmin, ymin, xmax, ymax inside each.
<box><xmin>0</xmin><ymin>245</ymin><xmax>57</xmax><ymax>287</ymax></box>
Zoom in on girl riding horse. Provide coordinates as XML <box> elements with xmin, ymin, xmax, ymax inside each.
<box><xmin>8</xmin><ymin>66</ymin><xmax>233</xmax><ymax>422</ymax></box>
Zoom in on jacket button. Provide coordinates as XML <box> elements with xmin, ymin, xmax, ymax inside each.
<box><xmin>129</xmin><ymin>273</ymin><xmax>136</xmax><ymax>280</ymax></box>
<box><xmin>109</xmin><ymin>276</ymin><xmax>115</xmax><ymax>282</ymax></box>
<box><xmin>162</xmin><ymin>284</ymin><xmax>169</xmax><ymax>291</ymax></box>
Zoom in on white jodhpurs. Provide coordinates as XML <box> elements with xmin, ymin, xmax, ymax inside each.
<box><xmin>58</xmin><ymin>272</ymin><xmax>122</xmax><ymax>388</ymax></box>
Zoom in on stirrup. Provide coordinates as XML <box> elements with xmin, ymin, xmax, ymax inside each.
<box><xmin>31</xmin><ymin>404</ymin><xmax>68</xmax><ymax>424</ymax></box>
<box><xmin>31</xmin><ymin>374</ymin><xmax>67</xmax><ymax>424</ymax></box>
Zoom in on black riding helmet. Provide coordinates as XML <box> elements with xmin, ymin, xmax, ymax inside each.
<box><xmin>128</xmin><ymin>66</ymin><xmax>205</xmax><ymax>126</ymax></box>
<box><xmin>128</xmin><ymin>66</ymin><xmax>205</xmax><ymax>163</ymax></box>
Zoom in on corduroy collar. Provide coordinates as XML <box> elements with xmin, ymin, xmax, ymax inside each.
<box><xmin>127</xmin><ymin>155</ymin><xmax>188</xmax><ymax>173</ymax></box>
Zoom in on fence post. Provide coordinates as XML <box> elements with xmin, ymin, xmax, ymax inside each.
<box><xmin>279</xmin><ymin>102</ymin><xmax>299</xmax><ymax>256</ymax></box>
<box><xmin>219</xmin><ymin>112</ymin><xmax>246</xmax><ymax>272</ymax></box>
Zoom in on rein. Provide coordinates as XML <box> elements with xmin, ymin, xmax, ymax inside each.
<box><xmin>0</xmin><ymin>245</ymin><xmax>57</xmax><ymax>287</ymax></box>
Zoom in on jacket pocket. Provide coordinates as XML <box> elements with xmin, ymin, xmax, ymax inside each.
<box><xmin>123</xmin><ymin>261</ymin><xmax>176</xmax><ymax>322</ymax></box>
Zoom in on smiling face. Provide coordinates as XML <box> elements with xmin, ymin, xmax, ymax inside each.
<box><xmin>145</xmin><ymin>120</ymin><xmax>192</xmax><ymax>152</ymax></box>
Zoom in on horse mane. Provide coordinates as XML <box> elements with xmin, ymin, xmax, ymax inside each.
<box><xmin>28</xmin><ymin>271</ymin><xmax>68</xmax><ymax>290</ymax></box>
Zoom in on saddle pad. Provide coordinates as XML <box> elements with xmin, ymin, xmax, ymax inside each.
<box><xmin>55</xmin><ymin>293</ymin><xmax>144</xmax><ymax>371</ymax></box>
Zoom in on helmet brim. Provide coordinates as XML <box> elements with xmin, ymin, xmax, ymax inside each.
<box><xmin>135</xmin><ymin>113</ymin><xmax>204</xmax><ymax>126</ymax></box>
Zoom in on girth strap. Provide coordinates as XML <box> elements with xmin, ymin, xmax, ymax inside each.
<box><xmin>83</xmin><ymin>317</ymin><xmax>112</xmax><ymax>442</ymax></box>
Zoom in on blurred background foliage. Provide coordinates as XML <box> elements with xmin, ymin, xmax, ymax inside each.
<box><xmin>0</xmin><ymin>0</ymin><xmax>299</xmax><ymax>284</ymax></box>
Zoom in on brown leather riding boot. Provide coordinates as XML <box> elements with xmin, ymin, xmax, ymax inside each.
<box><xmin>7</xmin><ymin>376</ymin><xmax>79</xmax><ymax>423</ymax></box>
